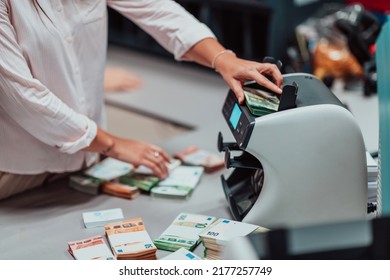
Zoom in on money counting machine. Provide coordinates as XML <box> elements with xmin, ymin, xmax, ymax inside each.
<box><xmin>218</xmin><ymin>73</ymin><xmax>368</xmax><ymax>229</ymax></box>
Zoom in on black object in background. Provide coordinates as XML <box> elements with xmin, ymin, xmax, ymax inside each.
<box><xmin>107</xmin><ymin>0</ymin><xmax>345</xmax><ymax>65</ymax></box>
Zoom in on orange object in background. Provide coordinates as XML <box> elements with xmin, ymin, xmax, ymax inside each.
<box><xmin>312</xmin><ymin>39</ymin><xmax>363</xmax><ymax>80</ymax></box>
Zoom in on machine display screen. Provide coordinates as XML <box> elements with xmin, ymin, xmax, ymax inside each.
<box><xmin>229</xmin><ymin>103</ymin><xmax>241</xmax><ymax>129</ymax></box>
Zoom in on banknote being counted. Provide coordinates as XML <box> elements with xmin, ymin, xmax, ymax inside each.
<box><xmin>154</xmin><ymin>213</ymin><xmax>217</xmax><ymax>252</ymax></box>
<box><xmin>243</xmin><ymin>87</ymin><xmax>280</xmax><ymax>117</ymax></box>
<box><xmin>105</xmin><ymin>218</ymin><xmax>157</xmax><ymax>260</ymax></box>
<box><xmin>68</xmin><ymin>235</ymin><xmax>114</xmax><ymax>260</ymax></box>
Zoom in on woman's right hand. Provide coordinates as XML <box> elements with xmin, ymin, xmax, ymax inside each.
<box><xmin>107</xmin><ymin>137</ymin><xmax>171</xmax><ymax>179</ymax></box>
<box><xmin>83</xmin><ymin>128</ymin><xmax>170</xmax><ymax>179</ymax></box>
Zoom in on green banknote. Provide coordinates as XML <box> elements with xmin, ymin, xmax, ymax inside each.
<box><xmin>243</xmin><ymin>87</ymin><xmax>280</xmax><ymax>116</ymax></box>
<box><xmin>151</xmin><ymin>185</ymin><xmax>193</xmax><ymax>200</ymax></box>
<box><xmin>153</xmin><ymin>213</ymin><xmax>217</xmax><ymax>252</ymax></box>
<box><xmin>69</xmin><ymin>173</ymin><xmax>103</xmax><ymax>195</ymax></box>
<box><xmin>119</xmin><ymin>173</ymin><xmax>160</xmax><ymax>192</ymax></box>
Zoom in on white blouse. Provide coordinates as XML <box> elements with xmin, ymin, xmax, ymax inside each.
<box><xmin>0</xmin><ymin>0</ymin><xmax>215</xmax><ymax>174</ymax></box>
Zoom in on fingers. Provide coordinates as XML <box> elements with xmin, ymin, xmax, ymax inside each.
<box><xmin>251</xmin><ymin>63</ymin><xmax>282</xmax><ymax>94</ymax></box>
<box><xmin>222</xmin><ymin>60</ymin><xmax>283</xmax><ymax>102</ymax></box>
<box><xmin>144</xmin><ymin>146</ymin><xmax>170</xmax><ymax>179</ymax></box>
<box><xmin>143</xmin><ymin>157</ymin><xmax>168</xmax><ymax>179</ymax></box>
<box><xmin>111</xmin><ymin>138</ymin><xmax>173</xmax><ymax>179</ymax></box>
<box><xmin>252</xmin><ymin>72</ymin><xmax>283</xmax><ymax>94</ymax></box>
<box><xmin>261</xmin><ymin>63</ymin><xmax>283</xmax><ymax>89</ymax></box>
<box><xmin>230</xmin><ymin>80</ymin><xmax>245</xmax><ymax>104</ymax></box>
<box><xmin>150</xmin><ymin>145</ymin><xmax>170</xmax><ymax>163</ymax></box>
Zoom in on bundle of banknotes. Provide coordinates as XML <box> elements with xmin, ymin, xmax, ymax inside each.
<box><xmin>199</xmin><ymin>219</ymin><xmax>268</xmax><ymax>260</ymax></box>
<box><xmin>82</xmin><ymin>208</ymin><xmax>124</xmax><ymax>228</ymax></box>
<box><xmin>69</xmin><ymin>158</ymin><xmax>134</xmax><ymax>196</ymax></box>
<box><xmin>69</xmin><ymin>173</ymin><xmax>103</xmax><ymax>195</ymax></box>
<box><xmin>105</xmin><ymin>218</ymin><xmax>157</xmax><ymax>260</ymax></box>
<box><xmin>101</xmin><ymin>181</ymin><xmax>140</xmax><ymax>199</ymax></box>
<box><xmin>243</xmin><ymin>87</ymin><xmax>280</xmax><ymax>117</ymax></box>
<box><xmin>68</xmin><ymin>158</ymin><xmax>169</xmax><ymax>197</ymax></box>
<box><xmin>173</xmin><ymin>146</ymin><xmax>224</xmax><ymax>173</ymax></box>
<box><xmin>160</xmin><ymin>247</ymin><xmax>202</xmax><ymax>260</ymax></box>
<box><xmin>119</xmin><ymin>173</ymin><xmax>160</xmax><ymax>192</ymax></box>
<box><xmin>119</xmin><ymin>159</ymin><xmax>181</xmax><ymax>192</ymax></box>
<box><xmin>68</xmin><ymin>235</ymin><xmax>114</xmax><ymax>260</ymax></box>
<box><xmin>85</xmin><ymin>158</ymin><xmax>134</xmax><ymax>181</ymax></box>
<box><xmin>153</xmin><ymin>213</ymin><xmax>217</xmax><ymax>252</ymax></box>
<box><xmin>69</xmin><ymin>156</ymin><xmax>205</xmax><ymax>200</ymax></box>
<box><xmin>150</xmin><ymin>166</ymin><xmax>204</xmax><ymax>199</ymax></box>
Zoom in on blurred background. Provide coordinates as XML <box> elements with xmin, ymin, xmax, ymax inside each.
<box><xmin>107</xmin><ymin>0</ymin><xmax>388</xmax><ymax>95</ymax></box>
<box><xmin>105</xmin><ymin>0</ymin><xmax>389</xmax><ymax>154</ymax></box>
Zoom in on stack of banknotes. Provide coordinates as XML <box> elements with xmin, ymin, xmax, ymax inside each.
<box><xmin>119</xmin><ymin>173</ymin><xmax>160</xmax><ymax>192</ymax></box>
<box><xmin>68</xmin><ymin>158</ymin><xmax>178</xmax><ymax>196</ymax></box>
<box><xmin>153</xmin><ymin>213</ymin><xmax>217</xmax><ymax>252</ymax></box>
<box><xmin>199</xmin><ymin>219</ymin><xmax>268</xmax><ymax>260</ymax></box>
<box><xmin>82</xmin><ymin>208</ymin><xmax>124</xmax><ymax>228</ymax></box>
<box><xmin>119</xmin><ymin>159</ymin><xmax>181</xmax><ymax>192</ymax></box>
<box><xmin>68</xmin><ymin>235</ymin><xmax>114</xmax><ymax>260</ymax></box>
<box><xmin>69</xmin><ymin>158</ymin><xmax>134</xmax><ymax>195</ymax></box>
<box><xmin>150</xmin><ymin>166</ymin><xmax>204</xmax><ymax>199</ymax></box>
<box><xmin>160</xmin><ymin>247</ymin><xmax>202</xmax><ymax>260</ymax></box>
<box><xmin>85</xmin><ymin>158</ymin><xmax>134</xmax><ymax>181</ymax></box>
<box><xmin>101</xmin><ymin>181</ymin><xmax>140</xmax><ymax>199</ymax></box>
<box><xmin>69</xmin><ymin>155</ymin><xmax>205</xmax><ymax>199</ymax></box>
<box><xmin>68</xmin><ymin>237</ymin><xmax>203</xmax><ymax>260</ymax></box>
<box><xmin>105</xmin><ymin>218</ymin><xmax>157</xmax><ymax>260</ymax></box>
<box><xmin>243</xmin><ymin>87</ymin><xmax>280</xmax><ymax>117</ymax></box>
<box><xmin>69</xmin><ymin>173</ymin><xmax>103</xmax><ymax>195</ymax></box>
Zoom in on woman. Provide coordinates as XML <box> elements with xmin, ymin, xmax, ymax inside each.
<box><xmin>0</xmin><ymin>0</ymin><xmax>282</xmax><ymax>200</ymax></box>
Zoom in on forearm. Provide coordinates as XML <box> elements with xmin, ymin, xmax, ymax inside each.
<box><xmin>182</xmin><ymin>38</ymin><xmax>283</xmax><ymax>104</ymax></box>
<box><xmin>181</xmin><ymin>38</ymin><xmax>228</xmax><ymax>68</ymax></box>
<box><xmin>83</xmin><ymin>128</ymin><xmax>116</xmax><ymax>156</ymax></box>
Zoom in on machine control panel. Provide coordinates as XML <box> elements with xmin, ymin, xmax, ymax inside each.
<box><xmin>222</xmin><ymin>90</ymin><xmax>255</xmax><ymax>149</ymax></box>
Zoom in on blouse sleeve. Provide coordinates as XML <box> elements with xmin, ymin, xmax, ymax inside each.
<box><xmin>107</xmin><ymin>0</ymin><xmax>216</xmax><ymax>60</ymax></box>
